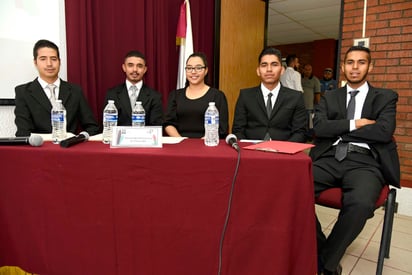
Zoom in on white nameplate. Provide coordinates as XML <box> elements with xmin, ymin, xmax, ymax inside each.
<box><xmin>110</xmin><ymin>126</ymin><xmax>162</xmax><ymax>148</ymax></box>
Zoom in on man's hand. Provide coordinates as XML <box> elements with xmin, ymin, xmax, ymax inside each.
<box><xmin>355</xmin><ymin>118</ymin><xmax>376</xmax><ymax>129</ymax></box>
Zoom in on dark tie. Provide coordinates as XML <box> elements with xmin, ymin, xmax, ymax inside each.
<box><xmin>266</xmin><ymin>92</ymin><xmax>273</xmax><ymax>117</ymax></box>
<box><xmin>335</xmin><ymin>90</ymin><xmax>360</xmax><ymax>161</ymax></box>
<box><xmin>130</xmin><ymin>85</ymin><xmax>138</xmax><ymax>108</ymax></box>
<box><xmin>263</xmin><ymin>93</ymin><xmax>273</xmax><ymax>140</ymax></box>
<box><xmin>346</xmin><ymin>90</ymin><xmax>359</xmax><ymax>120</ymax></box>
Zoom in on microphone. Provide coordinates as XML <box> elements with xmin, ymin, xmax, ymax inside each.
<box><xmin>0</xmin><ymin>135</ymin><xmax>43</xmax><ymax>147</ymax></box>
<box><xmin>60</xmin><ymin>131</ymin><xmax>90</xmax><ymax>148</ymax></box>
<box><xmin>225</xmin><ymin>134</ymin><xmax>240</xmax><ymax>151</ymax></box>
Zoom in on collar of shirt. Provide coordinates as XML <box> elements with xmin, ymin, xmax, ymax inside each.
<box><xmin>38</xmin><ymin>77</ymin><xmax>61</xmax><ymax>99</ymax></box>
<box><xmin>126</xmin><ymin>80</ymin><xmax>143</xmax><ymax>95</ymax></box>
<box><xmin>260</xmin><ymin>82</ymin><xmax>280</xmax><ymax>108</ymax></box>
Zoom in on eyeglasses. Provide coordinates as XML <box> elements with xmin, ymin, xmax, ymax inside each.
<box><xmin>185</xmin><ymin>66</ymin><xmax>206</xmax><ymax>72</ymax></box>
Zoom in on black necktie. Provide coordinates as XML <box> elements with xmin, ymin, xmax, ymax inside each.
<box><xmin>346</xmin><ymin>90</ymin><xmax>359</xmax><ymax>119</ymax></box>
<box><xmin>335</xmin><ymin>90</ymin><xmax>360</xmax><ymax>161</ymax></box>
<box><xmin>266</xmin><ymin>93</ymin><xmax>273</xmax><ymax>117</ymax></box>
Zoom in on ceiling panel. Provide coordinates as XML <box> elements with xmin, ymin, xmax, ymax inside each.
<box><xmin>267</xmin><ymin>0</ymin><xmax>341</xmax><ymax>46</ymax></box>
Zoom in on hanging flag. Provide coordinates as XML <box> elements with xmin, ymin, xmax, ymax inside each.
<box><xmin>176</xmin><ymin>0</ymin><xmax>194</xmax><ymax>89</ymax></box>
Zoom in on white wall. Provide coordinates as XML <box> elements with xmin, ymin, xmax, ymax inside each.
<box><xmin>0</xmin><ymin>106</ymin><xmax>16</xmax><ymax>137</ymax></box>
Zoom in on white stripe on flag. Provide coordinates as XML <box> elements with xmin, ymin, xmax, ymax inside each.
<box><xmin>177</xmin><ymin>0</ymin><xmax>194</xmax><ymax>89</ymax></box>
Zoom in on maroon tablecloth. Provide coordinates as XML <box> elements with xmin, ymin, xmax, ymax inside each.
<box><xmin>0</xmin><ymin>139</ymin><xmax>316</xmax><ymax>275</ymax></box>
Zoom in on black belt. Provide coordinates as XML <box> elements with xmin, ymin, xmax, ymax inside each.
<box><xmin>347</xmin><ymin>143</ymin><xmax>371</xmax><ymax>155</ymax></box>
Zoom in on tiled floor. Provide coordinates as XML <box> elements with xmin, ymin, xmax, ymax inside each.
<box><xmin>316</xmin><ymin>205</ymin><xmax>412</xmax><ymax>274</ymax></box>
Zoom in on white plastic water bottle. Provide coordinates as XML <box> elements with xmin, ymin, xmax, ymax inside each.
<box><xmin>51</xmin><ymin>99</ymin><xmax>67</xmax><ymax>144</ymax></box>
<box><xmin>102</xmin><ymin>100</ymin><xmax>118</xmax><ymax>144</ymax></box>
<box><xmin>204</xmin><ymin>102</ymin><xmax>219</xmax><ymax>146</ymax></box>
<box><xmin>132</xmin><ymin>101</ymin><xmax>145</xmax><ymax>127</ymax></box>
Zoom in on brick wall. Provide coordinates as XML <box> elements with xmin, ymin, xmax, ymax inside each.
<box><xmin>341</xmin><ymin>0</ymin><xmax>412</xmax><ymax>187</ymax></box>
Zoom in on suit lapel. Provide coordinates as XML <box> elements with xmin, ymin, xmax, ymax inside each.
<box><xmin>137</xmin><ymin>85</ymin><xmax>149</xmax><ymax>104</ymax></box>
<box><xmin>254</xmin><ymin>86</ymin><xmax>267</xmax><ymax>116</ymax></box>
<box><xmin>28</xmin><ymin>78</ymin><xmax>52</xmax><ymax>111</ymax></box>
<box><xmin>59</xmin><ymin>80</ymin><xmax>72</xmax><ymax>106</ymax></box>
<box><xmin>336</xmin><ymin>87</ymin><xmax>347</xmax><ymax>117</ymax></box>
<box><xmin>271</xmin><ymin>86</ymin><xmax>287</xmax><ymax>118</ymax></box>
<box><xmin>118</xmin><ymin>84</ymin><xmax>133</xmax><ymax>113</ymax></box>
<box><xmin>361</xmin><ymin>85</ymin><xmax>377</xmax><ymax>117</ymax></box>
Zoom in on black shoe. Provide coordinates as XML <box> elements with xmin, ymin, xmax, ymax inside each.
<box><xmin>322</xmin><ymin>264</ymin><xmax>342</xmax><ymax>275</ymax></box>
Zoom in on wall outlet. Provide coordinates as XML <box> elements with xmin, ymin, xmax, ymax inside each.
<box><xmin>353</xmin><ymin>38</ymin><xmax>370</xmax><ymax>48</ymax></box>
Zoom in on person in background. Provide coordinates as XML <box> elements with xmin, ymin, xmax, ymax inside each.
<box><xmin>301</xmin><ymin>64</ymin><xmax>321</xmax><ymax>138</ymax></box>
<box><xmin>320</xmin><ymin>67</ymin><xmax>338</xmax><ymax>94</ymax></box>
<box><xmin>311</xmin><ymin>46</ymin><xmax>399</xmax><ymax>275</ymax></box>
<box><xmin>105</xmin><ymin>50</ymin><xmax>163</xmax><ymax>126</ymax></box>
<box><xmin>163</xmin><ymin>52</ymin><xmax>228</xmax><ymax>138</ymax></box>
<box><xmin>14</xmin><ymin>39</ymin><xmax>99</xmax><ymax>137</ymax></box>
<box><xmin>232</xmin><ymin>47</ymin><xmax>306</xmax><ymax>142</ymax></box>
<box><xmin>280</xmin><ymin>54</ymin><xmax>303</xmax><ymax>92</ymax></box>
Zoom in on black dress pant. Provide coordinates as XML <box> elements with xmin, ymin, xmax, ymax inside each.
<box><xmin>313</xmin><ymin>149</ymin><xmax>385</xmax><ymax>271</ymax></box>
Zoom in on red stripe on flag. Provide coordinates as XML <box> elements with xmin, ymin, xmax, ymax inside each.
<box><xmin>176</xmin><ymin>1</ymin><xmax>187</xmax><ymax>40</ymax></box>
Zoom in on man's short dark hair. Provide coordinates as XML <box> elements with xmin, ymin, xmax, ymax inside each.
<box><xmin>344</xmin><ymin>45</ymin><xmax>371</xmax><ymax>64</ymax></box>
<box><xmin>124</xmin><ymin>50</ymin><xmax>146</xmax><ymax>64</ymax></box>
<box><xmin>33</xmin><ymin>39</ymin><xmax>60</xmax><ymax>60</ymax></box>
<box><xmin>258</xmin><ymin>47</ymin><xmax>282</xmax><ymax>64</ymax></box>
<box><xmin>285</xmin><ymin>54</ymin><xmax>297</xmax><ymax>66</ymax></box>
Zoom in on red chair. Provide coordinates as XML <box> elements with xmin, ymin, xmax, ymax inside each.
<box><xmin>315</xmin><ymin>185</ymin><xmax>397</xmax><ymax>275</ymax></box>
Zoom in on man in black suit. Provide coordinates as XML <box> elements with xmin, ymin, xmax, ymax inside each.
<box><xmin>14</xmin><ymin>39</ymin><xmax>99</xmax><ymax>137</ymax></box>
<box><xmin>104</xmin><ymin>50</ymin><xmax>163</xmax><ymax>126</ymax></box>
<box><xmin>311</xmin><ymin>46</ymin><xmax>400</xmax><ymax>275</ymax></box>
<box><xmin>232</xmin><ymin>47</ymin><xmax>307</xmax><ymax>142</ymax></box>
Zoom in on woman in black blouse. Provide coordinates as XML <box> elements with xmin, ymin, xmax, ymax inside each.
<box><xmin>164</xmin><ymin>52</ymin><xmax>228</xmax><ymax>138</ymax></box>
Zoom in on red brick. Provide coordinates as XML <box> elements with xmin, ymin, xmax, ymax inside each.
<box><xmin>343</xmin><ymin>24</ymin><xmax>363</xmax><ymax>32</ymax></box>
<box><xmin>400</xmin><ymin>179</ymin><xmax>412</xmax><ymax>187</ymax></box>
<box><xmin>374</xmin><ymin>59</ymin><xmax>400</xmax><ymax>66</ymax></box>
<box><xmin>375</xmin><ymin>43</ymin><xmax>402</xmax><ymax>51</ymax></box>
<box><xmin>367</xmin><ymin>20</ymin><xmax>389</xmax><ymax>29</ymax></box>
<box><xmin>387</xmin><ymin>51</ymin><xmax>412</xmax><ymax>58</ymax></box>
<box><xmin>403</xmin><ymin>9</ymin><xmax>412</xmax><ymax>17</ymax></box>
<box><xmin>391</xmin><ymin>3</ymin><xmax>412</xmax><ymax>12</ymax></box>
<box><xmin>390</xmin><ymin>18</ymin><xmax>412</xmax><ymax>27</ymax></box>
<box><xmin>372</xmin><ymin>36</ymin><xmax>389</xmax><ymax>43</ymax></box>
<box><xmin>387</xmin><ymin>35</ymin><xmax>412</xmax><ymax>43</ymax></box>
<box><xmin>376</xmin><ymin>27</ymin><xmax>402</xmax><ymax>35</ymax></box>
<box><xmin>344</xmin><ymin>1</ymin><xmax>364</xmax><ymax>10</ymax></box>
<box><xmin>378</xmin><ymin>11</ymin><xmax>403</xmax><ymax>20</ymax></box>
<box><xmin>403</xmin><ymin>26</ymin><xmax>412</xmax><ymax>34</ymax></box>
<box><xmin>397</xmin><ymin>121</ymin><xmax>412</xmax><ymax>129</ymax></box>
<box><xmin>368</xmin><ymin>5</ymin><xmax>392</xmax><ymax>14</ymax></box>
<box><xmin>401</xmin><ymin>43</ymin><xmax>412</xmax><ymax>50</ymax></box>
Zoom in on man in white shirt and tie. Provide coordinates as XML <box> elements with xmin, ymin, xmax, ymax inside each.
<box><xmin>104</xmin><ymin>50</ymin><xmax>163</xmax><ymax>126</ymax></box>
<box><xmin>14</xmin><ymin>39</ymin><xmax>99</xmax><ymax>137</ymax></box>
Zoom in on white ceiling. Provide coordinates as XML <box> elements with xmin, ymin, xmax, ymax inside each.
<box><xmin>267</xmin><ymin>0</ymin><xmax>341</xmax><ymax>46</ymax></box>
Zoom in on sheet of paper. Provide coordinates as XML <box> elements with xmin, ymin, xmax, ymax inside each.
<box><xmin>243</xmin><ymin>140</ymin><xmax>314</xmax><ymax>154</ymax></box>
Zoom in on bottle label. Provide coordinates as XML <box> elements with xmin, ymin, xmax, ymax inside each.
<box><xmin>52</xmin><ymin>113</ymin><xmax>64</xmax><ymax>122</ymax></box>
<box><xmin>204</xmin><ymin>116</ymin><xmax>219</xmax><ymax>125</ymax></box>
<box><xmin>132</xmin><ymin>114</ymin><xmax>145</xmax><ymax>123</ymax></box>
<box><xmin>104</xmin><ymin>114</ymin><xmax>118</xmax><ymax>122</ymax></box>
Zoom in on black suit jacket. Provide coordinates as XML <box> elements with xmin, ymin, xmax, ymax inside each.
<box><xmin>105</xmin><ymin>83</ymin><xmax>163</xmax><ymax>126</ymax></box>
<box><xmin>232</xmin><ymin>85</ymin><xmax>307</xmax><ymax>142</ymax></box>
<box><xmin>309</xmin><ymin>85</ymin><xmax>400</xmax><ymax>187</ymax></box>
<box><xmin>14</xmin><ymin>78</ymin><xmax>99</xmax><ymax>137</ymax></box>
